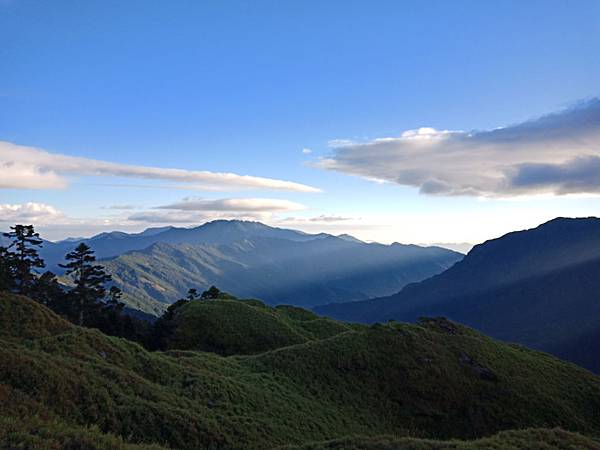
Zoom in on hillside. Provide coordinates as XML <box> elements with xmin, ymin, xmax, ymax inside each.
<box><xmin>99</xmin><ymin>232</ymin><xmax>461</xmax><ymax>315</ymax></box>
<box><xmin>316</xmin><ymin>217</ymin><xmax>600</xmax><ymax>372</ymax></box>
<box><xmin>2</xmin><ymin>292</ymin><xmax>600</xmax><ymax>449</ymax></box>
<box><xmin>155</xmin><ymin>299</ymin><xmax>352</xmax><ymax>355</ymax></box>
<box><xmin>282</xmin><ymin>429</ymin><xmax>600</xmax><ymax>450</ymax></box>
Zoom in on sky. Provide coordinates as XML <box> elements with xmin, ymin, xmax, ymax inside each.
<box><xmin>1</xmin><ymin>0</ymin><xmax>599</xmax><ymax>246</ymax></box>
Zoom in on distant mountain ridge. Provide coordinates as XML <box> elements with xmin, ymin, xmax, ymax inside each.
<box><xmin>316</xmin><ymin>217</ymin><xmax>600</xmax><ymax>372</ymax></box>
<box><xmin>9</xmin><ymin>220</ymin><xmax>460</xmax><ymax>315</ymax></box>
<box><xmin>37</xmin><ymin>220</ymin><xmax>327</xmax><ymax>271</ymax></box>
<box><xmin>100</xmin><ymin>229</ymin><xmax>461</xmax><ymax>315</ymax></box>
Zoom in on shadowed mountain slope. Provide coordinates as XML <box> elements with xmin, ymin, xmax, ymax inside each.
<box><xmin>100</xmin><ymin>233</ymin><xmax>461</xmax><ymax>315</ymax></box>
<box><xmin>316</xmin><ymin>217</ymin><xmax>600</xmax><ymax>372</ymax></box>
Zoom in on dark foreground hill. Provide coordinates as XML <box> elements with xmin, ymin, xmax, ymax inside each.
<box><xmin>2</xmin><ymin>292</ymin><xmax>600</xmax><ymax>449</ymax></box>
<box><xmin>316</xmin><ymin>217</ymin><xmax>600</xmax><ymax>373</ymax></box>
<box><xmin>282</xmin><ymin>429</ymin><xmax>600</xmax><ymax>450</ymax></box>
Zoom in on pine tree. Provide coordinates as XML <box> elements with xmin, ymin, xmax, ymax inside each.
<box><xmin>31</xmin><ymin>271</ymin><xmax>63</xmax><ymax>307</ymax></box>
<box><xmin>186</xmin><ymin>288</ymin><xmax>200</xmax><ymax>300</ymax></box>
<box><xmin>86</xmin><ymin>285</ymin><xmax>126</xmax><ymax>336</ymax></box>
<box><xmin>104</xmin><ymin>285</ymin><xmax>125</xmax><ymax>317</ymax></box>
<box><xmin>60</xmin><ymin>243</ymin><xmax>111</xmax><ymax>326</ymax></box>
<box><xmin>150</xmin><ymin>298</ymin><xmax>190</xmax><ymax>350</ymax></box>
<box><xmin>107</xmin><ymin>285</ymin><xmax>123</xmax><ymax>305</ymax></box>
<box><xmin>201</xmin><ymin>285</ymin><xmax>221</xmax><ymax>300</ymax></box>
<box><xmin>3</xmin><ymin>225</ymin><xmax>45</xmax><ymax>295</ymax></box>
<box><xmin>0</xmin><ymin>246</ymin><xmax>14</xmax><ymax>291</ymax></box>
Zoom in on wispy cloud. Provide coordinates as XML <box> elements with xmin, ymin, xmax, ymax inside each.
<box><xmin>101</xmin><ymin>204</ymin><xmax>138</xmax><ymax>210</ymax></box>
<box><xmin>0</xmin><ymin>141</ymin><xmax>320</xmax><ymax>193</ymax></box>
<box><xmin>128</xmin><ymin>211</ymin><xmax>277</xmax><ymax>224</ymax></box>
<box><xmin>127</xmin><ymin>211</ymin><xmax>217</xmax><ymax>224</ymax></box>
<box><xmin>308</xmin><ymin>214</ymin><xmax>354</xmax><ymax>222</ymax></box>
<box><xmin>279</xmin><ymin>214</ymin><xmax>359</xmax><ymax>225</ymax></box>
<box><xmin>317</xmin><ymin>99</ymin><xmax>600</xmax><ymax>197</ymax></box>
<box><xmin>302</xmin><ymin>148</ymin><xmax>313</xmax><ymax>154</ymax></box>
<box><xmin>157</xmin><ymin>197</ymin><xmax>306</xmax><ymax>212</ymax></box>
<box><xmin>127</xmin><ymin>197</ymin><xmax>307</xmax><ymax>225</ymax></box>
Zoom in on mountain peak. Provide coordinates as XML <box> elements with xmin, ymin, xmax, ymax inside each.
<box><xmin>337</xmin><ymin>233</ymin><xmax>364</xmax><ymax>243</ymax></box>
<box><xmin>138</xmin><ymin>226</ymin><xmax>175</xmax><ymax>236</ymax></box>
<box><xmin>199</xmin><ymin>219</ymin><xmax>270</xmax><ymax>228</ymax></box>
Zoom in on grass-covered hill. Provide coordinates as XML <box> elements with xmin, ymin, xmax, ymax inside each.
<box><xmin>2</xmin><ymin>292</ymin><xmax>600</xmax><ymax>449</ymax></box>
<box><xmin>156</xmin><ymin>299</ymin><xmax>352</xmax><ymax>355</ymax></box>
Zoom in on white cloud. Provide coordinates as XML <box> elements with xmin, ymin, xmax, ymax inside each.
<box><xmin>0</xmin><ymin>141</ymin><xmax>320</xmax><ymax>193</ymax></box>
<box><xmin>308</xmin><ymin>214</ymin><xmax>354</xmax><ymax>222</ymax></box>
<box><xmin>302</xmin><ymin>148</ymin><xmax>313</xmax><ymax>154</ymax></box>
<box><xmin>127</xmin><ymin>197</ymin><xmax>306</xmax><ymax>225</ymax></box>
<box><xmin>128</xmin><ymin>211</ymin><xmax>273</xmax><ymax>224</ymax></box>
<box><xmin>157</xmin><ymin>197</ymin><xmax>306</xmax><ymax>212</ymax></box>
<box><xmin>127</xmin><ymin>211</ymin><xmax>217</xmax><ymax>224</ymax></box>
<box><xmin>317</xmin><ymin>99</ymin><xmax>600</xmax><ymax>197</ymax></box>
<box><xmin>277</xmin><ymin>214</ymin><xmax>360</xmax><ymax>225</ymax></box>
<box><xmin>0</xmin><ymin>202</ymin><xmax>65</xmax><ymax>224</ymax></box>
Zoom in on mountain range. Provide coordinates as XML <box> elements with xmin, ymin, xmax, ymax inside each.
<box><xmin>24</xmin><ymin>220</ymin><xmax>462</xmax><ymax>315</ymax></box>
<box><xmin>316</xmin><ymin>217</ymin><xmax>600</xmax><ymax>372</ymax></box>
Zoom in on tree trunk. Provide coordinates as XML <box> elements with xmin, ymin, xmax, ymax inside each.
<box><xmin>79</xmin><ymin>296</ymin><xmax>84</xmax><ymax>326</ymax></box>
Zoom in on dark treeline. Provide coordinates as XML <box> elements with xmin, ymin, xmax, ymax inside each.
<box><xmin>0</xmin><ymin>224</ymin><xmax>150</xmax><ymax>343</ymax></box>
<box><xmin>0</xmin><ymin>224</ymin><xmax>230</xmax><ymax>350</ymax></box>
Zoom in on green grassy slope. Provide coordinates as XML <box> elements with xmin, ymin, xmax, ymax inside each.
<box><xmin>0</xmin><ymin>414</ymin><xmax>168</xmax><ymax>450</ymax></box>
<box><xmin>159</xmin><ymin>299</ymin><xmax>352</xmax><ymax>355</ymax></box>
<box><xmin>282</xmin><ymin>428</ymin><xmax>600</xmax><ymax>450</ymax></box>
<box><xmin>2</xmin><ymin>292</ymin><xmax>600</xmax><ymax>450</ymax></box>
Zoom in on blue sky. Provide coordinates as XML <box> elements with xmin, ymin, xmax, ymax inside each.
<box><xmin>1</xmin><ymin>0</ymin><xmax>599</xmax><ymax>245</ymax></box>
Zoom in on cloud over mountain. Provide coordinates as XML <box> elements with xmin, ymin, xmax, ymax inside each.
<box><xmin>128</xmin><ymin>197</ymin><xmax>306</xmax><ymax>224</ymax></box>
<box><xmin>318</xmin><ymin>99</ymin><xmax>600</xmax><ymax>197</ymax></box>
<box><xmin>0</xmin><ymin>141</ymin><xmax>320</xmax><ymax>193</ymax></box>
<box><xmin>157</xmin><ymin>197</ymin><xmax>305</xmax><ymax>212</ymax></box>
